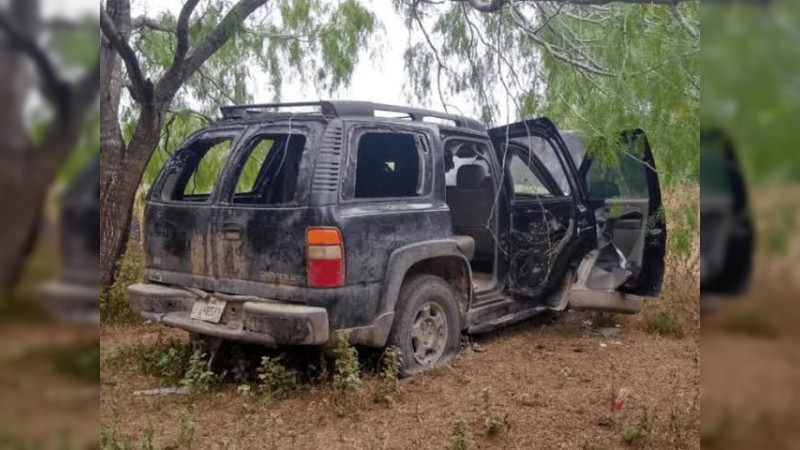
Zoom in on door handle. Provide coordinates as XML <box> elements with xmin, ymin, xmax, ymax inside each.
<box><xmin>220</xmin><ymin>222</ymin><xmax>243</xmax><ymax>240</ymax></box>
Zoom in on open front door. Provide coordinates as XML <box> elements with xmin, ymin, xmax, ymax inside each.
<box><xmin>489</xmin><ymin>119</ymin><xmax>594</xmax><ymax>305</ymax></box>
<box><xmin>568</xmin><ymin>129</ymin><xmax>666</xmax><ymax>313</ymax></box>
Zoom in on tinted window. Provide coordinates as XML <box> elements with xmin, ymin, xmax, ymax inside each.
<box><xmin>354</xmin><ymin>132</ymin><xmax>421</xmax><ymax>198</ymax></box>
<box><xmin>585</xmin><ymin>138</ymin><xmax>649</xmax><ymax>198</ymax></box>
<box><xmin>159</xmin><ymin>137</ymin><xmax>234</xmax><ymax>202</ymax></box>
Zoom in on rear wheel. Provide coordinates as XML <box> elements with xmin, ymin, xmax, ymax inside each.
<box><xmin>387</xmin><ymin>274</ymin><xmax>461</xmax><ymax>376</ymax></box>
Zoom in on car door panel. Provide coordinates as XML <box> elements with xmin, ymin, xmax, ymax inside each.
<box><xmin>489</xmin><ymin>118</ymin><xmax>593</xmax><ymax>304</ymax></box>
<box><xmin>577</xmin><ymin>130</ymin><xmax>666</xmax><ymax>298</ymax></box>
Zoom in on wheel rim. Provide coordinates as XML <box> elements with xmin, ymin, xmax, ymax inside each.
<box><xmin>410</xmin><ymin>301</ymin><xmax>448</xmax><ymax>365</ymax></box>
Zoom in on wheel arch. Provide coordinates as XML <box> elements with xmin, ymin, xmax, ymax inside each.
<box><xmin>379</xmin><ymin>240</ymin><xmax>473</xmax><ymax>333</ymax></box>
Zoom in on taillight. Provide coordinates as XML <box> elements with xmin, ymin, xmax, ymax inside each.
<box><xmin>306</xmin><ymin>227</ymin><xmax>344</xmax><ymax>288</ymax></box>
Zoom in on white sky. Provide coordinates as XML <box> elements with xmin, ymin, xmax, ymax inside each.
<box><xmin>44</xmin><ymin>0</ymin><xmax>98</xmax><ymax>19</ymax></box>
<box><xmin>130</xmin><ymin>0</ymin><xmax>486</xmax><ymax>120</ymax></box>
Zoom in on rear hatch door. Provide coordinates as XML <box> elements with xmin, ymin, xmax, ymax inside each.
<box><xmin>145</xmin><ymin>127</ymin><xmax>241</xmax><ymax>286</ymax></box>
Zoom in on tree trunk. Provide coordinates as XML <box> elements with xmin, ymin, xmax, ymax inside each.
<box><xmin>0</xmin><ymin>0</ymin><xmax>41</xmax><ymax>291</ymax></box>
<box><xmin>100</xmin><ymin>106</ymin><xmax>164</xmax><ymax>291</ymax></box>
<box><xmin>99</xmin><ymin>0</ymin><xmax>131</xmax><ymax>292</ymax></box>
<box><xmin>99</xmin><ymin>0</ymin><xmax>269</xmax><ymax>291</ymax></box>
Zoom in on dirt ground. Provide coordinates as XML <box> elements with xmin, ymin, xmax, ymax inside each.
<box><xmin>100</xmin><ymin>309</ymin><xmax>699</xmax><ymax>450</ymax></box>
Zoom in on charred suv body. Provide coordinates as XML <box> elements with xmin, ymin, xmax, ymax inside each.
<box><xmin>129</xmin><ymin>101</ymin><xmax>666</xmax><ymax>375</ymax></box>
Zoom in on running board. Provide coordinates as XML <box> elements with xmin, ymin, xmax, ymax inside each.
<box><xmin>568</xmin><ymin>290</ymin><xmax>643</xmax><ymax>314</ymax></box>
<box><xmin>467</xmin><ymin>306</ymin><xmax>548</xmax><ymax>335</ymax></box>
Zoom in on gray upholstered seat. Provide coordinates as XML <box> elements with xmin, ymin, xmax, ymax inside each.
<box><xmin>446</xmin><ymin>164</ymin><xmax>495</xmax><ymax>261</ymax></box>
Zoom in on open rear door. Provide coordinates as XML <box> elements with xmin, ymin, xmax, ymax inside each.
<box><xmin>568</xmin><ymin>130</ymin><xmax>666</xmax><ymax>313</ymax></box>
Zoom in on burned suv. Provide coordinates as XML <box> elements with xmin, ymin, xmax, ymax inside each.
<box><xmin>129</xmin><ymin>101</ymin><xmax>665</xmax><ymax>375</ymax></box>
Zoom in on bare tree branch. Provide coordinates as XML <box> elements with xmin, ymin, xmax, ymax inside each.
<box><xmin>174</xmin><ymin>0</ymin><xmax>269</xmax><ymax>87</ymax></box>
<box><xmin>0</xmin><ymin>11</ymin><xmax>68</xmax><ymax>105</ymax></box>
<box><xmin>132</xmin><ymin>15</ymin><xmax>175</xmax><ymax>34</ymax></box>
<box><xmin>172</xmin><ymin>0</ymin><xmax>201</xmax><ymax>70</ymax></box>
<box><xmin>670</xmin><ymin>3</ymin><xmax>698</xmax><ymax>41</ymax></box>
<box><xmin>459</xmin><ymin>0</ymin><xmax>685</xmax><ymax>13</ymax></box>
<box><xmin>100</xmin><ymin>8</ymin><xmax>151</xmax><ymax>102</ymax></box>
<box><xmin>509</xmin><ymin>5</ymin><xmax>618</xmax><ymax>77</ymax></box>
<box><xmin>413</xmin><ymin>9</ymin><xmax>451</xmax><ymax>114</ymax></box>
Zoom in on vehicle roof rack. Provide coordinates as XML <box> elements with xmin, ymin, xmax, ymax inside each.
<box><xmin>219</xmin><ymin>100</ymin><xmax>485</xmax><ymax>132</ymax></box>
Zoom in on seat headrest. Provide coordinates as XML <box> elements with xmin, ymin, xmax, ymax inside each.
<box><xmin>456</xmin><ymin>164</ymin><xmax>487</xmax><ymax>189</ymax></box>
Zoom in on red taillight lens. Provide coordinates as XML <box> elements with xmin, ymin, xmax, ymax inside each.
<box><xmin>306</xmin><ymin>227</ymin><xmax>344</xmax><ymax>288</ymax></box>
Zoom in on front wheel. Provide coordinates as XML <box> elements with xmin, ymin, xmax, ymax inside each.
<box><xmin>387</xmin><ymin>274</ymin><xmax>462</xmax><ymax>377</ymax></box>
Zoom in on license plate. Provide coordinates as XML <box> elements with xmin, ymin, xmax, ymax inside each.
<box><xmin>190</xmin><ymin>298</ymin><xmax>226</xmax><ymax>323</ymax></box>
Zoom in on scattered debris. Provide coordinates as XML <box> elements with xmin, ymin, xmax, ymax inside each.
<box><xmin>471</xmin><ymin>342</ymin><xmax>486</xmax><ymax>353</ymax></box>
<box><xmin>599</xmin><ymin>342</ymin><xmax>608</xmax><ymax>348</ymax></box>
<box><xmin>595</xmin><ymin>327</ymin><xmax>621</xmax><ymax>338</ymax></box>
<box><xmin>612</xmin><ymin>387</ymin><xmax>631</xmax><ymax>410</ymax></box>
<box><xmin>134</xmin><ymin>386</ymin><xmax>190</xmax><ymax>396</ymax></box>
<box><xmin>597</xmin><ymin>415</ymin><xmax>614</xmax><ymax>428</ymax></box>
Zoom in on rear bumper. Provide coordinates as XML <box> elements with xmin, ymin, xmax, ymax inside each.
<box><xmin>128</xmin><ymin>283</ymin><xmax>329</xmax><ymax>346</ymax></box>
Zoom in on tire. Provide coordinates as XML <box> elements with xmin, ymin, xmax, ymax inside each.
<box><xmin>387</xmin><ymin>274</ymin><xmax>462</xmax><ymax>377</ymax></box>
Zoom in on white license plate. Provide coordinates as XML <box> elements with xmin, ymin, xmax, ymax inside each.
<box><xmin>190</xmin><ymin>298</ymin><xmax>227</xmax><ymax>323</ymax></box>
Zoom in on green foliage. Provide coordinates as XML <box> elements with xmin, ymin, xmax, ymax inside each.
<box><xmin>235</xmin><ymin>139</ymin><xmax>274</xmax><ymax>193</ymax></box>
<box><xmin>623</xmin><ymin>408</ymin><xmax>653</xmax><ymax>446</ymax></box>
<box><xmin>102</xmin><ymin>242</ymin><xmax>144</xmax><ymax>325</ymax></box>
<box><xmin>724</xmin><ymin>310</ymin><xmax>778</xmax><ymax>338</ymax></box>
<box><xmin>128</xmin><ymin>0</ymin><xmax>378</xmax><ymax>192</ymax></box>
<box><xmin>333</xmin><ymin>332</ymin><xmax>361</xmax><ymax>393</ymax></box>
<box><xmin>139</xmin><ymin>338</ymin><xmax>193</xmax><ymax>384</ymax></box>
<box><xmin>765</xmin><ymin>205</ymin><xmax>796</xmax><ymax>255</ymax></box>
<box><xmin>101</xmin><ymin>426</ymin><xmax>132</xmax><ymax>450</ymax></box>
<box><xmin>451</xmin><ymin>415</ymin><xmax>471</xmax><ymax>450</ymax></box>
<box><xmin>644</xmin><ymin>311</ymin><xmax>683</xmax><ymax>337</ymax></box>
<box><xmin>183</xmin><ymin>139</ymin><xmax>233</xmax><ymax>196</ymax></box>
<box><xmin>257</xmin><ymin>355</ymin><xmax>299</xmax><ymax>397</ymax></box>
<box><xmin>482</xmin><ymin>388</ymin><xmax>507</xmax><ymax>437</ymax></box>
<box><xmin>402</xmin><ymin>1</ymin><xmax>699</xmax><ymax>184</ymax></box>
<box><xmin>51</xmin><ymin>340</ymin><xmax>100</xmax><ymax>385</ymax></box>
<box><xmin>374</xmin><ymin>346</ymin><xmax>401</xmax><ymax>404</ymax></box>
<box><xmin>702</xmin><ymin>2</ymin><xmax>800</xmax><ymax>183</ymax></box>
<box><xmin>180</xmin><ymin>352</ymin><xmax>218</xmax><ymax>394</ymax></box>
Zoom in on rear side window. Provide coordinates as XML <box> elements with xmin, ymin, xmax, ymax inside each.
<box><xmin>231</xmin><ymin>134</ymin><xmax>306</xmax><ymax>205</ymax></box>
<box><xmin>159</xmin><ymin>137</ymin><xmax>234</xmax><ymax>202</ymax></box>
<box><xmin>353</xmin><ymin>132</ymin><xmax>423</xmax><ymax>198</ymax></box>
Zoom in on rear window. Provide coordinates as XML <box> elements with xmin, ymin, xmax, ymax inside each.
<box><xmin>230</xmin><ymin>133</ymin><xmax>306</xmax><ymax>205</ymax></box>
<box><xmin>353</xmin><ymin>132</ymin><xmax>423</xmax><ymax>198</ymax></box>
<box><xmin>158</xmin><ymin>137</ymin><xmax>234</xmax><ymax>202</ymax></box>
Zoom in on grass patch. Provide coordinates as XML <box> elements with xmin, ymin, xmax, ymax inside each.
<box><xmin>622</xmin><ymin>408</ymin><xmax>653</xmax><ymax>447</ymax></box>
<box><xmin>701</xmin><ymin>413</ymin><xmax>732</xmax><ymax>448</ymax></box>
<box><xmin>51</xmin><ymin>340</ymin><xmax>100</xmax><ymax>384</ymax></box>
<box><xmin>644</xmin><ymin>311</ymin><xmax>683</xmax><ymax>337</ymax></box>
<box><xmin>451</xmin><ymin>415</ymin><xmax>471</xmax><ymax>450</ymax></box>
<box><xmin>104</xmin><ymin>336</ymin><xmax>192</xmax><ymax>384</ymax></box>
<box><xmin>180</xmin><ymin>351</ymin><xmax>218</xmax><ymax>394</ymax></box>
<box><xmin>724</xmin><ymin>310</ymin><xmax>778</xmax><ymax>337</ymax></box>
<box><xmin>373</xmin><ymin>346</ymin><xmax>400</xmax><ymax>405</ymax></box>
<box><xmin>333</xmin><ymin>332</ymin><xmax>361</xmax><ymax>394</ymax></box>
<box><xmin>257</xmin><ymin>355</ymin><xmax>299</xmax><ymax>398</ymax></box>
